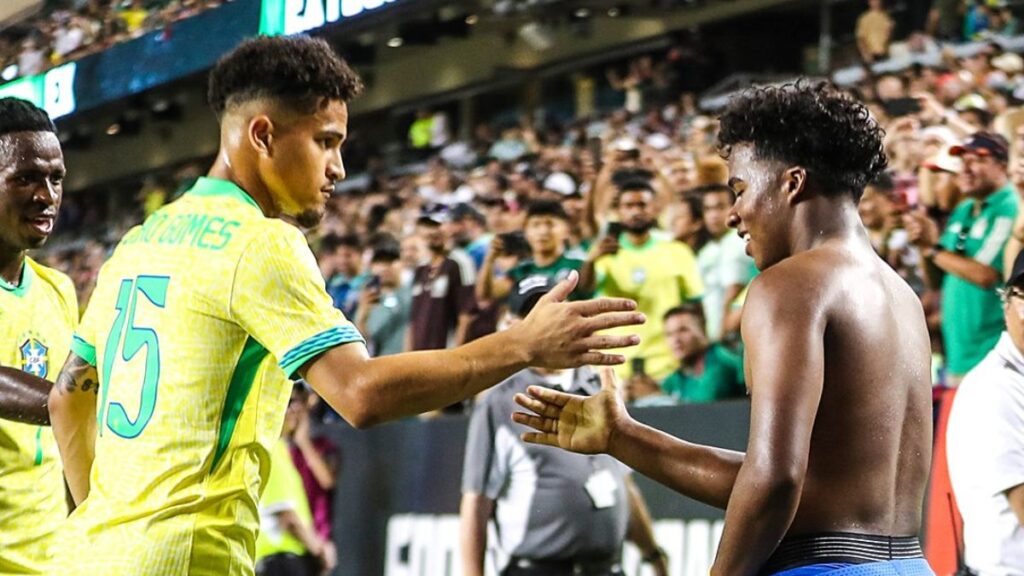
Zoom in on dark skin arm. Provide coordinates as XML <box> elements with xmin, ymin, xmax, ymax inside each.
<box><xmin>0</xmin><ymin>366</ymin><xmax>51</xmax><ymax>425</ymax></box>
<box><xmin>712</xmin><ymin>276</ymin><xmax>824</xmax><ymax>575</ymax></box>
<box><xmin>514</xmin><ymin>274</ymin><xmax>825</xmax><ymax>576</ymax></box>
<box><xmin>512</xmin><ymin>369</ymin><xmax>744</xmax><ymax>509</ymax></box>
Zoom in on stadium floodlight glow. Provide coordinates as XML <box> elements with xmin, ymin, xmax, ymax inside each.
<box><xmin>387</xmin><ymin>36</ymin><xmax>403</xmax><ymax>48</ymax></box>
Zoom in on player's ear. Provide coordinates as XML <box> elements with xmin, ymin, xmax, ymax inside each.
<box><xmin>248</xmin><ymin>115</ymin><xmax>274</xmax><ymax>157</ymax></box>
<box><xmin>781</xmin><ymin>166</ymin><xmax>808</xmax><ymax>205</ymax></box>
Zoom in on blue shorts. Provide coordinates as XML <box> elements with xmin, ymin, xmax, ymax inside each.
<box><xmin>770</xmin><ymin>559</ymin><xmax>936</xmax><ymax>576</ymax></box>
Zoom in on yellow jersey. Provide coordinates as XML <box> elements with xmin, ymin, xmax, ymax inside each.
<box><xmin>595</xmin><ymin>234</ymin><xmax>704</xmax><ymax>381</ymax></box>
<box><xmin>0</xmin><ymin>257</ymin><xmax>77</xmax><ymax>575</ymax></box>
<box><xmin>58</xmin><ymin>177</ymin><xmax>363</xmax><ymax>576</ymax></box>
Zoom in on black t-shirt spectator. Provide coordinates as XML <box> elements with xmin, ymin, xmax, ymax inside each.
<box><xmin>410</xmin><ymin>255</ymin><xmax>476</xmax><ymax>350</ymax></box>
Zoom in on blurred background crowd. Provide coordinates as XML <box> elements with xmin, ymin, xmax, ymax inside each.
<box><xmin>24</xmin><ymin>0</ymin><xmax>1024</xmax><ymax>416</ymax></box>
<box><xmin>6</xmin><ymin>0</ymin><xmax>1024</xmax><ymax>571</ymax></box>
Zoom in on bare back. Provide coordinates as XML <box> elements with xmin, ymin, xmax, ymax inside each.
<box><xmin>749</xmin><ymin>238</ymin><xmax>933</xmax><ymax>537</ymax></box>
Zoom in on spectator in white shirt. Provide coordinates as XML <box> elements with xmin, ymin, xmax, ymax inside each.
<box><xmin>947</xmin><ymin>249</ymin><xmax>1024</xmax><ymax>576</ymax></box>
<box><xmin>695</xmin><ymin>184</ymin><xmax>755</xmax><ymax>341</ymax></box>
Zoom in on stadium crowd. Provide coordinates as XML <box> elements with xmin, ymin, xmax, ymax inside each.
<box><xmin>0</xmin><ymin>0</ymin><xmax>225</xmax><ymax>81</ymax></box>
<box><xmin>32</xmin><ymin>22</ymin><xmax>1024</xmax><ymax>411</ymax></box>
<box><xmin>4</xmin><ymin>2</ymin><xmax>1024</xmax><ymax>574</ymax></box>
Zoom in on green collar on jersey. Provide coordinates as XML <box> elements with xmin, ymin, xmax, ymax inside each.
<box><xmin>0</xmin><ymin>259</ymin><xmax>33</xmax><ymax>298</ymax></box>
<box><xmin>188</xmin><ymin>177</ymin><xmax>261</xmax><ymax>210</ymax></box>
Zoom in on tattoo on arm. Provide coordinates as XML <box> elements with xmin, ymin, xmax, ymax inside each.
<box><xmin>55</xmin><ymin>356</ymin><xmax>99</xmax><ymax>396</ymax></box>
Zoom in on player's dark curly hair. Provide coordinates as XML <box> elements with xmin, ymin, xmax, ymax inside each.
<box><xmin>208</xmin><ymin>35</ymin><xmax>364</xmax><ymax>117</ymax></box>
<box><xmin>0</xmin><ymin>97</ymin><xmax>55</xmax><ymax>136</ymax></box>
<box><xmin>717</xmin><ymin>80</ymin><xmax>887</xmax><ymax>201</ymax></box>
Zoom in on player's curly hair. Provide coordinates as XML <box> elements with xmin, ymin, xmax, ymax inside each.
<box><xmin>0</xmin><ymin>97</ymin><xmax>55</xmax><ymax>136</ymax></box>
<box><xmin>717</xmin><ymin>80</ymin><xmax>887</xmax><ymax>201</ymax></box>
<box><xmin>208</xmin><ymin>35</ymin><xmax>363</xmax><ymax>117</ymax></box>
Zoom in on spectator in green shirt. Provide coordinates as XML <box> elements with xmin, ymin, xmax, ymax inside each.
<box><xmin>659</xmin><ymin>304</ymin><xmax>746</xmax><ymax>403</ymax></box>
<box><xmin>907</xmin><ymin>132</ymin><xmax>1020</xmax><ymax>385</ymax></box>
<box><xmin>476</xmin><ymin>200</ymin><xmax>588</xmax><ymax>302</ymax></box>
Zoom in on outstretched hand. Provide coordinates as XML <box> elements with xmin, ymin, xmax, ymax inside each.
<box><xmin>514</xmin><ymin>271</ymin><xmax>644</xmax><ymax>369</ymax></box>
<box><xmin>512</xmin><ymin>367</ymin><xmax>630</xmax><ymax>455</ymax></box>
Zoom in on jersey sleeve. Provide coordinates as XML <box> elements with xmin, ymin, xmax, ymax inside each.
<box><xmin>230</xmin><ymin>224</ymin><xmax>365</xmax><ymax>379</ymax></box>
<box><xmin>70</xmin><ymin>262</ymin><xmax>114</xmax><ymax>367</ymax></box>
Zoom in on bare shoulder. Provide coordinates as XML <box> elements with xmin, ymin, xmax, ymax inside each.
<box><xmin>746</xmin><ymin>250</ymin><xmax>839</xmax><ymax>312</ymax></box>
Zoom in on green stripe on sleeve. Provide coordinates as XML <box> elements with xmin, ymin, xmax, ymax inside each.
<box><xmin>71</xmin><ymin>335</ymin><xmax>97</xmax><ymax>366</ymax></box>
<box><xmin>279</xmin><ymin>326</ymin><xmax>364</xmax><ymax>378</ymax></box>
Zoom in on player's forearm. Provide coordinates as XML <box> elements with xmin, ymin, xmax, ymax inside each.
<box><xmin>711</xmin><ymin>462</ymin><xmax>803</xmax><ymax>576</ymax></box>
<box><xmin>609</xmin><ymin>417</ymin><xmax>743</xmax><ymax>509</ymax></box>
<box><xmin>0</xmin><ymin>367</ymin><xmax>51</xmax><ymax>425</ymax></box>
<box><xmin>308</xmin><ymin>330</ymin><xmax>530</xmax><ymax>428</ymax></box>
<box><xmin>49</xmin><ymin>356</ymin><xmax>99</xmax><ymax>504</ymax></box>
<box><xmin>932</xmin><ymin>250</ymin><xmax>1001</xmax><ymax>288</ymax></box>
<box><xmin>459</xmin><ymin>493</ymin><xmax>493</xmax><ymax>576</ymax></box>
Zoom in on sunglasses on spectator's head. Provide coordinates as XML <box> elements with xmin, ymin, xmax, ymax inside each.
<box><xmin>998</xmin><ymin>286</ymin><xmax>1024</xmax><ymax>304</ymax></box>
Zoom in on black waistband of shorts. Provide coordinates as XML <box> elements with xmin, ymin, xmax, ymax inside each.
<box><xmin>760</xmin><ymin>532</ymin><xmax>924</xmax><ymax>575</ymax></box>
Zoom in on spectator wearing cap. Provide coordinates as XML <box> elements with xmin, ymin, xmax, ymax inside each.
<box><xmin>541</xmin><ymin>171</ymin><xmax>592</xmax><ymax>252</ymax></box>
<box><xmin>696</xmin><ymin>184</ymin><xmax>755</xmax><ymax>341</ymax></box>
<box><xmin>318</xmin><ymin>233</ymin><xmax>369</xmax><ymax>320</ymax></box>
<box><xmin>478</xmin><ymin>200</ymin><xmax>588</xmax><ymax>303</ymax></box>
<box><xmin>580</xmin><ymin>179</ymin><xmax>704</xmax><ymax>382</ymax></box>
<box><xmin>355</xmin><ymin>245</ymin><xmax>412</xmax><ymax>357</ymax></box>
<box><xmin>659</xmin><ymin>304</ymin><xmax>746</xmax><ymax>404</ymax></box>
<box><xmin>856</xmin><ymin>0</ymin><xmax>894</xmax><ymax>63</ymax></box>
<box><xmin>946</xmin><ymin>249</ymin><xmax>1024</xmax><ymax>575</ymax></box>
<box><xmin>459</xmin><ymin>277</ymin><xmax>668</xmax><ymax>576</ymax></box>
<box><xmin>907</xmin><ymin>131</ymin><xmax>1020</xmax><ymax>384</ymax></box>
<box><xmin>409</xmin><ymin>210</ymin><xmax>477</xmax><ymax>353</ymax></box>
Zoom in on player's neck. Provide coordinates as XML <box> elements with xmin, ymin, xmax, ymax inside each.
<box><xmin>0</xmin><ymin>249</ymin><xmax>26</xmax><ymax>287</ymax></box>
<box><xmin>792</xmin><ymin>199</ymin><xmax>864</xmax><ymax>254</ymax></box>
<box><xmin>207</xmin><ymin>155</ymin><xmax>276</xmax><ymax>218</ymax></box>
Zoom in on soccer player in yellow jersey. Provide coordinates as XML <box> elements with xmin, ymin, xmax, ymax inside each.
<box><xmin>39</xmin><ymin>36</ymin><xmax>644</xmax><ymax>576</ymax></box>
<box><xmin>0</xmin><ymin>97</ymin><xmax>76</xmax><ymax>574</ymax></box>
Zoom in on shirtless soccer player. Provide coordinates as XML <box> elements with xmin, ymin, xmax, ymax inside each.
<box><xmin>513</xmin><ymin>82</ymin><xmax>936</xmax><ymax>576</ymax></box>
<box><xmin>17</xmin><ymin>36</ymin><xmax>644</xmax><ymax>576</ymax></box>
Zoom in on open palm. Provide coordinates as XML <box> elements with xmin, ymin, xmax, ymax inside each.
<box><xmin>513</xmin><ymin>368</ymin><xmax>627</xmax><ymax>455</ymax></box>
